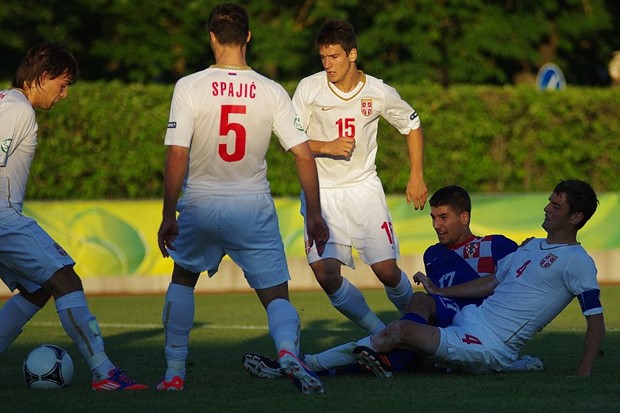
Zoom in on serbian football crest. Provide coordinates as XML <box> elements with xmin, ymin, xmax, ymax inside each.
<box><xmin>540</xmin><ymin>253</ymin><xmax>558</xmax><ymax>268</ymax></box>
<box><xmin>361</xmin><ymin>99</ymin><xmax>373</xmax><ymax>116</ymax></box>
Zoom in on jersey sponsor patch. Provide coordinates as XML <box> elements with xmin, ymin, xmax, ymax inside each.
<box><xmin>294</xmin><ymin>115</ymin><xmax>304</xmax><ymax>131</ymax></box>
<box><xmin>410</xmin><ymin>110</ymin><xmax>418</xmax><ymax>120</ymax></box>
<box><xmin>53</xmin><ymin>243</ymin><xmax>69</xmax><ymax>257</ymax></box>
<box><xmin>361</xmin><ymin>99</ymin><xmax>373</xmax><ymax>116</ymax></box>
<box><xmin>167</xmin><ymin>122</ymin><xmax>177</xmax><ymax>129</ymax></box>
<box><xmin>539</xmin><ymin>253</ymin><xmax>558</xmax><ymax>268</ymax></box>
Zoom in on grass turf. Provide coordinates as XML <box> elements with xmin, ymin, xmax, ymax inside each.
<box><xmin>1</xmin><ymin>287</ymin><xmax>619</xmax><ymax>413</ymax></box>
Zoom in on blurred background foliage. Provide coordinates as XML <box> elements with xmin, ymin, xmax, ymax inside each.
<box><xmin>1</xmin><ymin>0</ymin><xmax>619</xmax><ymax>85</ymax></box>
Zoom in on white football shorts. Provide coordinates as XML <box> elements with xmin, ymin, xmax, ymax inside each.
<box><xmin>169</xmin><ymin>193</ymin><xmax>291</xmax><ymax>290</ymax></box>
<box><xmin>0</xmin><ymin>209</ymin><xmax>75</xmax><ymax>293</ymax></box>
<box><xmin>433</xmin><ymin>304</ymin><xmax>516</xmax><ymax>374</ymax></box>
<box><xmin>301</xmin><ymin>176</ymin><xmax>400</xmax><ymax>267</ymax></box>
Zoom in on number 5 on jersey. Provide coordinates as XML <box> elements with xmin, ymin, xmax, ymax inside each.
<box><xmin>219</xmin><ymin>104</ymin><xmax>246</xmax><ymax>162</ymax></box>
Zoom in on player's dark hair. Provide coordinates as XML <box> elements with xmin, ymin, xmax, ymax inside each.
<box><xmin>553</xmin><ymin>180</ymin><xmax>598</xmax><ymax>230</ymax></box>
<box><xmin>429</xmin><ymin>185</ymin><xmax>472</xmax><ymax>216</ymax></box>
<box><xmin>12</xmin><ymin>41</ymin><xmax>78</xmax><ymax>89</ymax></box>
<box><xmin>316</xmin><ymin>19</ymin><xmax>357</xmax><ymax>55</ymax></box>
<box><xmin>207</xmin><ymin>3</ymin><xmax>249</xmax><ymax>47</ymax></box>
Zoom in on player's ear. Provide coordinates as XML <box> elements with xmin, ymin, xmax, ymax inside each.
<box><xmin>460</xmin><ymin>211</ymin><xmax>470</xmax><ymax>226</ymax></box>
<box><xmin>348</xmin><ymin>48</ymin><xmax>357</xmax><ymax>62</ymax></box>
<box><xmin>569</xmin><ymin>211</ymin><xmax>584</xmax><ymax>227</ymax></box>
<box><xmin>246</xmin><ymin>31</ymin><xmax>252</xmax><ymax>44</ymax></box>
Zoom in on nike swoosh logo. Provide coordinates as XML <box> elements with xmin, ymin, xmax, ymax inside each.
<box><xmin>321</xmin><ymin>107</ymin><xmax>335</xmax><ymax>111</ymax></box>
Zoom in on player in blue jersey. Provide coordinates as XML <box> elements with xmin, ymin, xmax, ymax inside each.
<box><xmin>355</xmin><ymin>180</ymin><xmax>604</xmax><ymax>377</ymax></box>
<box><xmin>243</xmin><ymin>185</ymin><xmax>530</xmax><ymax>377</ymax></box>
<box><xmin>0</xmin><ymin>42</ymin><xmax>148</xmax><ymax>390</ymax></box>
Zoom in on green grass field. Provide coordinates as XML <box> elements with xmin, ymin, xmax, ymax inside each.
<box><xmin>1</xmin><ymin>287</ymin><xmax>618</xmax><ymax>413</ymax></box>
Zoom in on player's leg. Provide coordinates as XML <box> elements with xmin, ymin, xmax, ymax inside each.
<box><xmin>310</xmin><ymin>258</ymin><xmax>385</xmax><ymax>334</ymax></box>
<box><xmin>45</xmin><ymin>266</ymin><xmax>148</xmax><ymax>390</ymax></box>
<box><xmin>157</xmin><ymin>264</ymin><xmax>199</xmax><ymax>390</ymax></box>
<box><xmin>255</xmin><ymin>283</ymin><xmax>324</xmax><ymax>395</ymax></box>
<box><xmin>0</xmin><ymin>287</ymin><xmax>50</xmax><ymax>353</ymax></box>
<box><xmin>370</xmin><ymin>260</ymin><xmax>413</xmax><ymax>315</ymax></box>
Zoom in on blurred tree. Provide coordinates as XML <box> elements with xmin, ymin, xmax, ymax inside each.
<box><xmin>0</xmin><ymin>0</ymin><xmax>618</xmax><ymax>85</ymax></box>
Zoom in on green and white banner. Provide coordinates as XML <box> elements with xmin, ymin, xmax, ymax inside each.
<box><xmin>18</xmin><ymin>193</ymin><xmax>620</xmax><ymax>289</ymax></box>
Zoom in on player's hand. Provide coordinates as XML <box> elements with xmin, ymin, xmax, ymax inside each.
<box><xmin>305</xmin><ymin>214</ymin><xmax>330</xmax><ymax>257</ymax></box>
<box><xmin>412</xmin><ymin>271</ymin><xmax>440</xmax><ymax>294</ymax></box>
<box><xmin>328</xmin><ymin>137</ymin><xmax>355</xmax><ymax>158</ymax></box>
<box><xmin>157</xmin><ymin>217</ymin><xmax>179</xmax><ymax>258</ymax></box>
<box><xmin>406</xmin><ymin>176</ymin><xmax>428</xmax><ymax>210</ymax></box>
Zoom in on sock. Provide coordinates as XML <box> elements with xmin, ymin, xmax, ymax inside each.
<box><xmin>162</xmin><ymin>283</ymin><xmax>195</xmax><ymax>381</ymax></box>
<box><xmin>267</xmin><ymin>298</ymin><xmax>300</xmax><ymax>356</ymax></box>
<box><xmin>0</xmin><ymin>294</ymin><xmax>40</xmax><ymax>353</ymax></box>
<box><xmin>385</xmin><ymin>271</ymin><xmax>413</xmax><ymax>315</ymax></box>
<box><xmin>55</xmin><ymin>291</ymin><xmax>114</xmax><ymax>380</ymax></box>
<box><xmin>329</xmin><ymin>278</ymin><xmax>386</xmax><ymax>334</ymax></box>
<box><xmin>304</xmin><ymin>341</ymin><xmax>358</xmax><ymax>371</ymax></box>
<box><xmin>355</xmin><ymin>335</ymin><xmax>374</xmax><ymax>350</ymax></box>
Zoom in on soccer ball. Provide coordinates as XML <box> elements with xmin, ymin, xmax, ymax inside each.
<box><xmin>23</xmin><ymin>344</ymin><xmax>74</xmax><ymax>389</ymax></box>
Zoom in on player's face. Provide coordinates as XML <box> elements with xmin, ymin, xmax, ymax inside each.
<box><xmin>34</xmin><ymin>72</ymin><xmax>72</xmax><ymax>110</ymax></box>
<box><xmin>430</xmin><ymin>205</ymin><xmax>471</xmax><ymax>246</ymax></box>
<box><xmin>542</xmin><ymin>192</ymin><xmax>579</xmax><ymax>232</ymax></box>
<box><xmin>319</xmin><ymin>44</ymin><xmax>357</xmax><ymax>86</ymax></box>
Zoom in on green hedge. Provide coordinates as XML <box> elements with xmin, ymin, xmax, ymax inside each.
<box><xmin>21</xmin><ymin>81</ymin><xmax>620</xmax><ymax>199</ymax></box>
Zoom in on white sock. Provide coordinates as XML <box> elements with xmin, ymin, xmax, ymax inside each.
<box><xmin>162</xmin><ymin>283</ymin><xmax>195</xmax><ymax>381</ymax></box>
<box><xmin>385</xmin><ymin>271</ymin><xmax>413</xmax><ymax>315</ymax></box>
<box><xmin>304</xmin><ymin>341</ymin><xmax>358</xmax><ymax>371</ymax></box>
<box><xmin>55</xmin><ymin>291</ymin><xmax>114</xmax><ymax>380</ymax></box>
<box><xmin>0</xmin><ymin>294</ymin><xmax>40</xmax><ymax>353</ymax></box>
<box><xmin>329</xmin><ymin>278</ymin><xmax>385</xmax><ymax>334</ymax></box>
<box><xmin>267</xmin><ymin>298</ymin><xmax>300</xmax><ymax>356</ymax></box>
<box><xmin>354</xmin><ymin>335</ymin><xmax>374</xmax><ymax>350</ymax></box>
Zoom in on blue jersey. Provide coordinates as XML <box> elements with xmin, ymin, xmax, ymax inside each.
<box><xmin>424</xmin><ymin>235</ymin><xmax>517</xmax><ymax>326</ymax></box>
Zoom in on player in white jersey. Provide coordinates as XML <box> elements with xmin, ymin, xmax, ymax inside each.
<box><xmin>294</xmin><ymin>19</ymin><xmax>428</xmax><ymax>335</ymax></box>
<box><xmin>354</xmin><ymin>180</ymin><xmax>604</xmax><ymax>377</ymax></box>
<box><xmin>0</xmin><ymin>42</ymin><xmax>148</xmax><ymax>390</ymax></box>
<box><xmin>155</xmin><ymin>3</ymin><xmax>329</xmax><ymax>394</ymax></box>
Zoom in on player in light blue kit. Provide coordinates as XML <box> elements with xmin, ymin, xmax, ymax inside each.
<box><xmin>355</xmin><ymin>180</ymin><xmax>604</xmax><ymax>377</ymax></box>
<box><xmin>155</xmin><ymin>3</ymin><xmax>329</xmax><ymax>394</ymax></box>
<box><xmin>0</xmin><ymin>42</ymin><xmax>148</xmax><ymax>390</ymax></box>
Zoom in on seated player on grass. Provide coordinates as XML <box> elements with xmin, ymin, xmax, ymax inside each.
<box><xmin>243</xmin><ymin>185</ymin><xmax>541</xmax><ymax>377</ymax></box>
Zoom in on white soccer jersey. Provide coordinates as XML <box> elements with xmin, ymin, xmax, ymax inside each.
<box><xmin>165</xmin><ymin>66</ymin><xmax>308</xmax><ymax>195</ymax></box>
<box><xmin>293</xmin><ymin>71</ymin><xmax>420</xmax><ymax>188</ymax></box>
<box><xmin>476</xmin><ymin>238</ymin><xmax>602</xmax><ymax>356</ymax></box>
<box><xmin>0</xmin><ymin>89</ymin><xmax>38</xmax><ymax>213</ymax></box>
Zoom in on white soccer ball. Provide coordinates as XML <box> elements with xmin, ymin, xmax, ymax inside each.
<box><xmin>23</xmin><ymin>344</ymin><xmax>74</xmax><ymax>389</ymax></box>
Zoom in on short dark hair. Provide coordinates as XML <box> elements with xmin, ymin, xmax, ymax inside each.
<box><xmin>429</xmin><ymin>185</ymin><xmax>472</xmax><ymax>216</ymax></box>
<box><xmin>12</xmin><ymin>41</ymin><xmax>78</xmax><ymax>89</ymax></box>
<box><xmin>207</xmin><ymin>3</ymin><xmax>249</xmax><ymax>46</ymax></box>
<box><xmin>553</xmin><ymin>180</ymin><xmax>598</xmax><ymax>230</ymax></box>
<box><xmin>316</xmin><ymin>19</ymin><xmax>357</xmax><ymax>54</ymax></box>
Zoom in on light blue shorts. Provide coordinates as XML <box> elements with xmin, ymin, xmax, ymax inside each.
<box><xmin>0</xmin><ymin>209</ymin><xmax>75</xmax><ymax>293</ymax></box>
<box><xmin>169</xmin><ymin>193</ymin><xmax>291</xmax><ymax>290</ymax></box>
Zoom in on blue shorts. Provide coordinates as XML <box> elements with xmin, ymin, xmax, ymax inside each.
<box><xmin>169</xmin><ymin>193</ymin><xmax>290</xmax><ymax>290</ymax></box>
<box><xmin>432</xmin><ymin>294</ymin><xmax>460</xmax><ymax>327</ymax></box>
<box><xmin>0</xmin><ymin>209</ymin><xmax>75</xmax><ymax>293</ymax></box>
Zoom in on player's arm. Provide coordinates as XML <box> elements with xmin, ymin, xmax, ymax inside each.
<box><xmin>308</xmin><ymin>138</ymin><xmax>355</xmax><ymax>158</ymax></box>
<box><xmin>405</xmin><ymin>127</ymin><xmax>427</xmax><ymax>210</ymax></box>
<box><xmin>415</xmin><ymin>271</ymin><xmax>499</xmax><ymax>299</ymax></box>
<box><xmin>157</xmin><ymin>144</ymin><xmax>189</xmax><ymax>257</ymax></box>
<box><xmin>576</xmin><ymin>312</ymin><xmax>605</xmax><ymax>377</ymax></box>
<box><xmin>289</xmin><ymin>141</ymin><xmax>329</xmax><ymax>256</ymax></box>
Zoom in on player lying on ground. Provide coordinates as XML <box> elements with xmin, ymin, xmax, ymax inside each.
<box><xmin>243</xmin><ymin>185</ymin><xmax>543</xmax><ymax>378</ymax></box>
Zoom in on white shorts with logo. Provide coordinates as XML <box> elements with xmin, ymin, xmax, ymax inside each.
<box><xmin>301</xmin><ymin>176</ymin><xmax>400</xmax><ymax>268</ymax></box>
<box><xmin>433</xmin><ymin>304</ymin><xmax>516</xmax><ymax>374</ymax></box>
<box><xmin>0</xmin><ymin>208</ymin><xmax>75</xmax><ymax>293</ymax></box>
<box><xmin>169</xmin><ymin>193</ymin><xmax>291</xmax><ymax>290</ymax></box>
